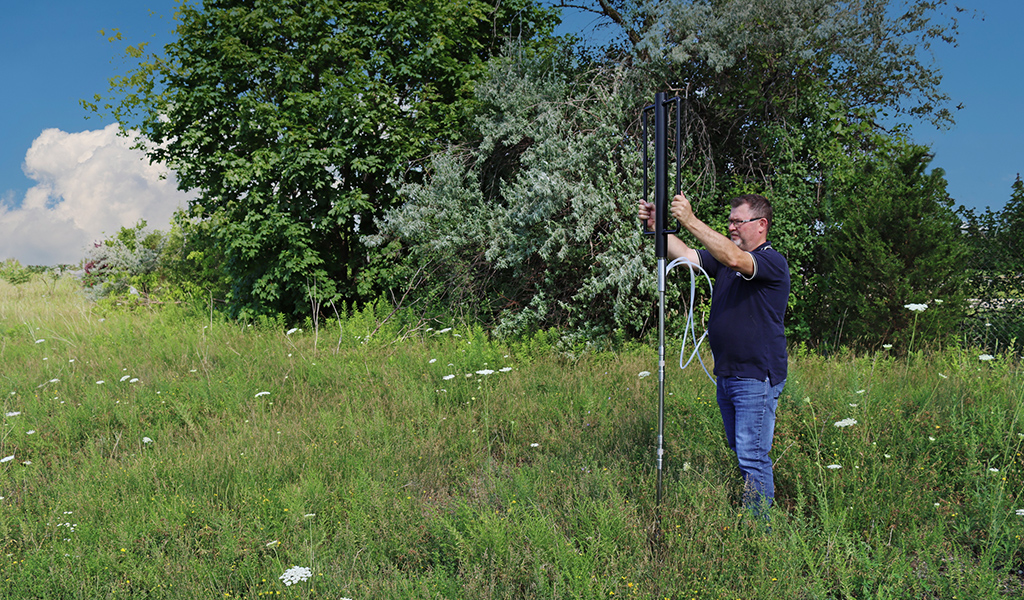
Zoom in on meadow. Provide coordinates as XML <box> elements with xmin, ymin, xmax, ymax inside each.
<box><xmin>1</xmin><ymin>275</ymin><xmax>1022</xmax><ymax>599</ymax></box>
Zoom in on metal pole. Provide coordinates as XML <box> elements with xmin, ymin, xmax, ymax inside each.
<box><xmin>642</xmin><ymin>92</ymin><xmax>680</xmax><ymax>512</ymax></box>
<box><xmin>653</xmin><ymin>92</ymin><xmax>668</xmax><ymax>507</ymax></box>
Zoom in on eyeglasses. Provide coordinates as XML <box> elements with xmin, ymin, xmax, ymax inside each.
<box><xmin>727</xmin><ymin>216</ymin><xmax>764</xmax><ymax>227</ymax></box>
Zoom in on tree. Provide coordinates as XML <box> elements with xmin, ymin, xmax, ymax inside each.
<box><xmin>368</xmin><ymin>0</ymin><xmax>973</xmax><ymax>348</ymax></box>
<box><xmin>89</xmin><ymin>0</ymin><xmax>559</xmax><ymax>319</ymax></box>
<box><xmin>959</xmin><ymin>175</ymin><xmax>1024</xmax><ymax>351</ymax></box>
<box><xmin>556</xmin><ymin>0</ymin><xmax>969</xmax><ymax>198</ymax></box>
<box><xmin>367</xmin><ymin>48</ymin><xmax>654</xmax><ymax>340</ymax></box>
<box><xmin>809</xmin><ymin>139</ymin><xmax>968</xmax><ymax>351</ymax></box>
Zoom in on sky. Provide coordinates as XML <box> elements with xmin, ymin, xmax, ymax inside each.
<box><xmin>1</xmin><ymin>1</ymin><xmax>1021</xmax><ymax>266</ymax></box>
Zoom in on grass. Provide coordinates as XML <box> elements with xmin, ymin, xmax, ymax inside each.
<box><xmin>1</xmin><ymin>275</ymin><xmax>1023</xmax><ymax>599</ymax></box>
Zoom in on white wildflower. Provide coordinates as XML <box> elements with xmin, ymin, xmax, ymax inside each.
<box><xmin>286</xmin><ymin>328</ymin><xmax>298</xmax><ymax>335</ymax></box>
<box><xmin>826</xmin><ymin>464</ymin><xmax>842</xmax><ymax>470</ymax></box>
<box><xmin>834</xmin><ymin>418</ymin><xmax>857</xmax><ymax>428</ymax></box>
<box><xmin>904</xmin><ymin>303</ymin><xmax>928</xmax><ymax>312</ymax></box>
<box><xmin>279</xmin><ymin>566</ymin><xmax>312</xmax><ymax>586</ymax></box>
<box><xmin>979</xmin><ymin>354</ymin><xmax>995</xmax><ymax>361</ymax></box>
<box><xmin>142</xmin><ymin>437</ymin><xmax>154</xmax><ymax>444</ymax></box>
<box><xmin>638</xmin><ymin>371</ymin><xmax>651</xmax><ymax>378</ymax></box>
<box><xmin>499</xmin><ymin>367</ymin><xmax>513</xmax><ymax>372</ymax></box>
<box><xmin>429</xmin><ymin>358</ymin><xmax>437</xmax><ymax>363</ymax></box>
<box><xmin>5</xmin><ymin>412</ymin><xmax>20</xmax><ymax>417</ymax></box>
<box><xmin>475</xmin><ymin>369</ymin><xmax>495</xmax><ymax>375</ymax></box>
<box><xmin>254</xmin><ymin>391</ymin><xmax>270</xmax><ymax>397</ymax></box>
<box><xmin>0</xmin><ymin>455</ymin><xmax>13</xmax><ymax>463</ymax></box>
<box><xmin>442</xmin><ymin>375</ymin><xmax>455</xmax><ymax>381</ymax></box>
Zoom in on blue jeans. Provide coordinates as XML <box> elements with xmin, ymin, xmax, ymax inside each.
<box><xmin>716</xmin><ymin>376</ymin><xmax>786</xmax><ymax>513</ymax></box>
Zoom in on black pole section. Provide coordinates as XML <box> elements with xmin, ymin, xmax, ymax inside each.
<box><xmin>654</xmin><ymin>92</ymin><xmax>668</xmax><ymax>260</ymax></box>
<box><xmin>640</xmin><ymin>92</ymin><xmax>681</xmax><ymax>513</ymax></box>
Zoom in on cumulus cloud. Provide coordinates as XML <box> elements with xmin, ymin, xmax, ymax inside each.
<box><xmin>0</xmin><ymin>123</ymin><xmax>192</xmax><ymax>266</ymax></box>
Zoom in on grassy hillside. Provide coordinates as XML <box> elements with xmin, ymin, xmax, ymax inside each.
<box><xmin>1</xmin><ymin>276</ymin><xmax>1022</xmax><ymax>599</ymax></box>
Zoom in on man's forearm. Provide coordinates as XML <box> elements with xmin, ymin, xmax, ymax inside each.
<box><xmin>682</xmin><ymin>218</ymin><xmax>753</xmax><ymax>275</ymax></box>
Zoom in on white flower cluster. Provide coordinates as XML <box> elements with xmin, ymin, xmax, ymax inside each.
<box><xmin>834</xmin><ymin>418</ymin><xmax>857</xmax><ymax>428</ymax></box>
<box><xmin>904</xmin><ymin>303</ymin><xmax>928</xmax><ymax>312</ymax></box>
<box><xmin>279</xmin><ymin>566</ymin><xmax>312</xmax><ymax>586</ymax></box>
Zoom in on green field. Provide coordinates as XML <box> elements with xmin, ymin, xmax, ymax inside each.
<box><xmin>1</xmin><ymin>276</ymin><xmax>1022</xmax><ymax>599</ymax></box>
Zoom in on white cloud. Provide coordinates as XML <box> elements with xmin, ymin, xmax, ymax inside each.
<box><xmin>0</xmin><ymin>123</ymin><xmax>192</xmax><ymax>266</ymax></box>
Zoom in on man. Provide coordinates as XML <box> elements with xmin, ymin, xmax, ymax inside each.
<box><xmin>639</xmin><ymin>193</ymin><xmax>789</xmax><ymax>515</ymax></box>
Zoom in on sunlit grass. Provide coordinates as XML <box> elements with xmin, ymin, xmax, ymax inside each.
<box><xmin>1</xmin><ymin>275</ymin><xmax>1022</xmax><ymax>598</ymax></box>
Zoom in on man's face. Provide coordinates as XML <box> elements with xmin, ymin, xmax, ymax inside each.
<box><xmin>727</xmin><ymin>203</ymin><xmax>765</xmax><ymax>252</ymax></box>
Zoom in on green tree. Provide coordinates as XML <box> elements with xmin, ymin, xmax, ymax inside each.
<box><xmin>959</xmin><ymin>175</ymin><xmax>1024</xmax><ymax>350</ymax></box>
<box><xmin>563</xmin><ymin>0</ymin><xmax>969</xmax><ymax>199</ymax></box>
<box><xmin>810</xmin><ymin>139</ymin><xmax>968</xmax><ymax>351</ymax></box>
<box><xmin>89</xmin><ymin>0</ymin><xmax>558</xmax><ymax>319</ymax></box>
<box><xmin>367</xmin><ymin>48</ymin><xmax>652</xmax><ymax>340</ymax></box>
<box><xmin>369</xmin><ymin>0</ymin><xmax>972</xmax><ymax>348</ymax></box>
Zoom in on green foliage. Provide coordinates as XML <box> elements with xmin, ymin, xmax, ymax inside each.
<box><xmin>82</xmin><ymin>220</ymin><xmax>168</xmax><ymax>299</ymax></box>
<box><xmin>0</xmin><ymin>259</ymin><xmax>34</xmax><ymax>286</ymax></box>
<box><xmin>635</xmin><ymin>0</ymin><xmax>964</xmax><ymax>126</ymax></box>
<box><xmin>89</xmin><ymin>0</ymin><xmax>560</xmax><ymax>320</ymax></box>
<box><xmin>81</xmin><ymin>218</ymin><xmax>233</xmax><ymax>310</ymax></box>
<box><xmin>809</xmin><ymin>139</ymin><xmax>969</xmax><ymax>351</ymax></box>
<box><xmin>368</xmin><ymin>47</ymin><xmax>661</xmax><ymax>341</ymax></box>
<box><xmin>959</xmin><ymin>175</ymin><xmax>1024</xmax><ymax>351</ymax></box>
<box><xmin>366</xmin><ymin>0</ymin><xmax>974</xmax><ymax>348</ymax></box>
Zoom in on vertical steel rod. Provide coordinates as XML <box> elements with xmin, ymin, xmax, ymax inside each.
<box><xmin>654</xmin><ymin>92</ymin><xmax>668</xmax><ymax>508</ymax></box>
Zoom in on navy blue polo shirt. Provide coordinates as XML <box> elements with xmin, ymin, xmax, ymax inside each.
<box><xmin>697</xmin><ymin>242</ymin><xmax>790</xmax><ymax>386</ymax></box>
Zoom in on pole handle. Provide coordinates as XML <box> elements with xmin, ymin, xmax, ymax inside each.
<box><xmin>640</xmin><ymin>96</ymin><xmax>682</xmax><ymax>238</ymax></box>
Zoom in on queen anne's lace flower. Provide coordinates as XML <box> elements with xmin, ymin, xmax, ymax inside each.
<box><xmin>279</xmin><ymin>566</ymin><xmax>311</xmax><ymax>586</ymax></box>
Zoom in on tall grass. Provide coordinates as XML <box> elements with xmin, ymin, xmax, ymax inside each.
<box><xmin>1</xmin><ymin>276</ymin><xmax>1022</xmax><ymax>599</ymax></box>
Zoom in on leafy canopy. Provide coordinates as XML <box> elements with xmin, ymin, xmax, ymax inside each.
<box><xmin>88</xmin><ymin>0</ymin><xmax>559</xmax><ymax>319</ymax></box>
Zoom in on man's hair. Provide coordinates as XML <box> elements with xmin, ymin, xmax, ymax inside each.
<box><xmin>732</xmin><ymin>194</ymin><xmax>773</xmax><ymax>232</ymax></box>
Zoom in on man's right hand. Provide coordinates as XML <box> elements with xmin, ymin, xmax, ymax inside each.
<box><xmin>638</xmin><ymin>200</ymin><xmax>656</xmax><ymax>231</ymax></box>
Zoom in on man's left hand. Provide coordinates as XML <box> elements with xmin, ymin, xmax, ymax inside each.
<box><xmin>670</xmin><ymin>193</ymin><xmax>695</xmax><ymax>227</ymax></box>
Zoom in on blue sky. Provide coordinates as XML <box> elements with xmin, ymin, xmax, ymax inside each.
<box><xmin>1</xmin><ymin>1</ymin><xmax>1021</xmax><ymax>265</ymax></box>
